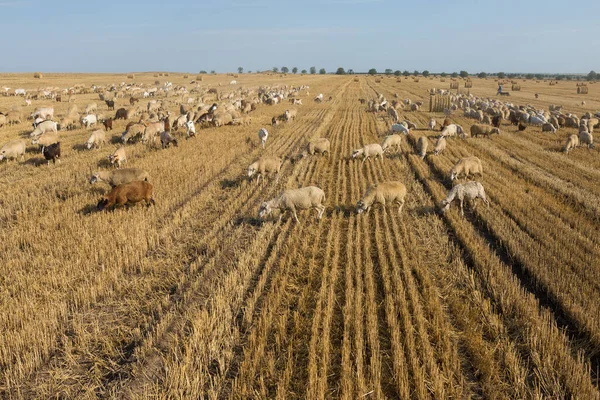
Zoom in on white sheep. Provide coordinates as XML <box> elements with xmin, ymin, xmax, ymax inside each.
<box><xmin>428</xmin><ymin>118</ymin><xmax>436</xmax><ymax>130</ymax></box>
<box><xmin>258</xmin><ymin>128</ymin><xmax>269</xmax><ymax>149</ymax></box>
<box><xmin>352</xmin><ymin>143</ymin><xmax>384</xmax><ymax>165</ymax></box>
<box><xmin>89</xmin><ymin>168</ymin><xmax>150</xmax><ymax>187</ymax></box>
<box><xmin>470</xmin><ymin>124</ymin><xmax>500</xmax><ymax>138</ymax></box>
<box><xmin>305</xmin><ymin>138</ymin><xmax>330</xmax><ymax>157</ymax></box>
<box><xmin>391</xmin><ymin>122</ymin><xmax>410</xmax><ymax>135</ymax></box>
<box><xmin>258</xmin><ymin>186</ymin><xmax>326</xmax><ymax>223</ymax></box>
<box><xmin>356</xmin><ymin>181</ymin><xmax>407</xmax><ymax>215</ymax></box>
<box><xmin>32</xmin><ymin>132</ymin><xmax>59</xmax><ymax>148</ymax></box>
<box><xmin>381</xmin><ymin>134</ymin><xmax>402</xmax><ymax>154</ymax></box>
<box><xmin>247</xmin><ymin>156</ymin><xmax>282</xmax><ymax>184</ymax></box>
<box><xmin>30</xmin><ymin>120</ymin><xmax>57</xmax><ymax>138</ymax></box>
<box><xmin>541</xmin><ymin>123</ymin><xmax>557</xmax><ymax>134</ymax></box>
<box><xmin>0</xmin><ymin>140</ymin><xmax>26</xmax><ymax>162</ymax></box>
<box><xmin>81</xmin><ymin>114</ymin><xmax>97</xmax><ymax>128</ymax></box>
<box><xmin>563</xmin><ymin>134</ymin><xmax>580</xmax><ymax>153</ymax></box>
<box><xmin>433</xmin><ymin>136</ymin><xmax>447</xmax><ymax>155</ymax></box>
<box><xmin>86</xmin><ymin>129</ymin><xmax>106</xmax><ymax>149</ymax></box>
<box><xmin>441</xmin><ymin>123</ymin><xmax>464</xmax><ymax>138</ymax></box>
<box><xmin>450</xmin><ymin>156</ymin><xmax>483</xmax><ymax>180</ymax></box>
<box><xmin>441</xmin><ymin>181</ymin><xmax>489</xmax><ymax>216</ymax></box>
<box><xmin>284</xmin><ymin>109</ymin><xmax>297</xmax><ymax>122</ymax></box>
<box><xmin>417</xmin><ymin>136</ymin><xmax>428</xmax><ymax>159</ymax></box>
<box><xmin>579</xmin><ymin>130</ymin><xmax>594</xmax><ymax>149</ymax></box>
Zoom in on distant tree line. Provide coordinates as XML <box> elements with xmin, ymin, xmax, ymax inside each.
<box><xmin>202</xmin><ymin>68</ymin><xmax>599</xmax><ymax>80</ymax></box>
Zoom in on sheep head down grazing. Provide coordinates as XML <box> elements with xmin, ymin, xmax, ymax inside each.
<box><xmin>440</xmin><ymin>181</ymin><xmax>489</xmax><ymax>216</ymax></box>
<box><xmin>356</xmin><ymin>181</ymin><xmax>407</xmax><ymax>215</ymax></box>
<box><xmin>258</xmin><ymin>186</ymin><xmax>325</xmax><ymax>223</ymax></box>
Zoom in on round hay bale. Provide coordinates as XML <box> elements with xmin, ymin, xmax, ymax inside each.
<box><xmin>127</xmin><ymin>74</ymin><xmax>135</xmax><ymax>79</ymax></box>
<box><xmin>33</xmin><ymin>72</ymin><xmax>43</xmax><ymax>79</ymax></box>
<box><xmin>183</xmin><ymin>74</ymin><xmax>189</xmax><ymax>79</ymax></box>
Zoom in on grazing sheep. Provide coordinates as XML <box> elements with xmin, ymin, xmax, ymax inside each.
<box><xmin>391</xmin><ymin>123</ymin><xmax>410</xmax><ymax>135</ymax></box>
<box><xmin>7</xmin><ymin>110</ymin><xmax>22</xmax><ymax>125</ymax></box>
<box><xmin>185</xmin><ymin>120</ymin><xmax>196</xmax><ymax>138</ymax></box>
<box><xmin>441</xmin><ymin>123</ymin><xmax>465</xmax><ymax>138</ymax></box>
<box><xmin>579</xmin><ymin>130</ymin><xmax>594</xmax><ymax>149</ymax></box>
<box><xmin>410</xmin><ymin>103</ymin><xmax>420</xmax><ymax>111</ymax></box>
<box><xmin>440</xmin><ymin>181</ymin><xmax>489</xmax><ymax>216</ymax></box>
<box><xmin>142</xmin><ymin>121</ymin><xmax>165</xmax><ymax>145</ymax></box>
<box><xmin>258</xmin><ymin>186</ymin><xmax>326</xmax><ymax>223</ymax></box>
<box><xmin>563</xmin><ymin>135</ymin><xmax>580</xmax><ymax>153</ymax></box>
<box><xmin>305</xmin><ymin>138</ymin><xmax>330</xmax><ymax>157</ymax></box>
<box><xmin>105</xmin><ymin>100</ymin><xmax>115</xmax><ymax>110</ymax></box>
<box><xmin>30</xmin><ymin>120</ymin><xmax>57</xmax><ymax>137</ymax></box>
<box><xmin>121</xmin><ymin>123</ymin><xmax>145</xmax><ymax>143</ymax></box>
<box><xmin>470</xmin><ymin>124</ymin><xmax>500</xmax><ymax>138</ymax></box>
<box><xmin>271</xmin><ymin>116</ymin><xmax>279</xmax><ymax>126</ymax></box>
<box><xmin>284</xmin><ymin>109</ymin><xmax>297</xmax><ymax>122</ymax></box>
<box><xmin>258</xmin><ymin>128</ymin><xmax>268</xmax><ymax>149</ymax></box>
<box><xmin>428</xmin><ymin>118</ymin><xmax>436</xmax><ymax>130</ymax></box>
<box><xmin>85</xmin><ymin>103</ymin><xmax>98</xmax><ymax>114</ymax></box>
<box><xmin>31</xmin><ymin>106</ymin><xmax>54</xmax><ymax>120</ymax></box>
<box><xmin>89</xmin><ymin>168</ymin><xmax>150</xmax><ymax>187</ymax></box>
<box><xmin>32</xmin><ymin>131</ymin><xmax>59</xmax><ymax>148</ymax></box>
<box><xmin>417</xmin><ymin>136</ymin><xmax>428</xmax><ymax>159</ymax></box>
<box><xmin>247</xmin><ymin>155</ymin><xmax>283</xmax><ymax>184</ymax></box>
<box><xmin>433</xmin><ymin>136</ymin><xmax>447</xmax><ymax>155</ymax></box>
<box><xmin>0</xmin><ymin>140</ymin><xmax>26</xmax><ymax>162</ymax></box>
<box><xmin>450</xmin><ymin>156</ymin><xmax>483</xmax><ymax>180</ymax></box>
<box><xmin>160</xmin><ymin>131</ymin><xmax>178</xmax><ymax>148</ymax></box>
<box><xmin>42</xmin><ymin>142</ymin><xmax>61</xmax><ymax>165</ymax></box>
<box><xmin>81</xmin><ymin>114</ymin><xmax>97</xmax><ymax>128</ymax></box>
<box><xmin>388</xmin><ymin>107</ymin><xmax>399</xmax><ymax>123</ymax></box>
<box><xmin>356</xmin><ymin>181</ymin><xmax>407</xmax><ymax>215</ymax></box>
<box><xmin>381</xmin><ymin>134</ymin><xmax>402</xmax><ymax>154</ymax></box>
<box><xmin>541</xmin><ymin>123</ymin><xmax>557</xmax><ymax>134</ymax></box>
<box><xmin>96</xmin><ymin>180</ymin><xmax>155</xmax><ymax>211</ymax></box>
<box><xmin>86</xmin><ymin>129</ymin><xmax>106</xmax><ymax>149</ymax></box>
<box><xmin>352</xmin><ymin>143</ymin><xmax>384</xmax><ymax>165</ymax></box>
<box><xmin>109</xmin><ymin>147</ymin><xmax>127</xmax><ymax>168</ymax></box>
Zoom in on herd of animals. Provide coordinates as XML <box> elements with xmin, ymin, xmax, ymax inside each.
<box><xmin>0</xmin><ymin>78</ymin><xmax>598</xmax><ymax>222</ymax></box>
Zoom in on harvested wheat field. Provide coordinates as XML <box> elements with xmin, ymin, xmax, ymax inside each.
<box><xmin>1</xmin><ymin>73</ymin><xmax>600</xmax><ymax>399</ymax></box>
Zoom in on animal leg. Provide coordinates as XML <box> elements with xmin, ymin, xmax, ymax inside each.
<box><xmin>460</xmin><ymin>199</ymin><xmax>464</xmax><ymax>216</ymax></box>
<box><xmin>317</xmin><ymin>205</ymin><xmax>325</xmax><ymax>219</ymax></box>
<box><xmin>397</xmin><ymin>198</ymin><xmax>405</xmax><ymax>214</ymax></box>
<box><xmin>293</xmin><ymin>210</ymin><xmax>300</xmax><ymax>224</ymax></box>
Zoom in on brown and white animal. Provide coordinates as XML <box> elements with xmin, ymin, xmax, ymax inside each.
<box><xmin>121</xmin><ymin>123</ymin><xmax>145</xmax><ymax>143</ymax></box>
<box><xmin>440</xmin><ymin>181</ymin><xmax>489</xmax><ymax>216</ymax></box>
<box><xmin>381</xmin><ymin>134</ymin><xmax>402</xmax><ymax>154</ymax></box>
<box><xmin>85</xmin><ymin>129</ymin><xmax>107</xmax><ymax>149</ymax></box>
<box><xmin>258</xmin><ymin>186</ymin><xmax>326</xmax><ymax>223</ymax></box>
<box><xmin>470</xmin><ymin>124</ymin><xmax>500</xmax><ymax>138</ymax></box>
<box><xmin>352</xmin><ymin>143</ymin><xmax>384</xmax><ymax>164</ymax></box>
<box><xmin>42</xmin><ymin>142</ymin><xmax>61</xmax><ymax>165</ymax></box>
<box><xmin>108</xmin><ymin>147</ymin><xmax>127</xmax><ymax>168</ymax></box>
<box><xmin>96</xmin><ymin>180</ymin><xmax>155</xmax><ymax>211</ymax></box>
<box><xmin>185</xmin><ymin>120</ymin><xmax>196</xmax><ymax>138</ymax></box>
<box><xmin>417</xmin><ymin>136</ymin><xmax>428</xmax><ymax>159</ymax></box>
<box><xmin>247</xmin><ymin>156</ymin><xmax>283</xmax><ymax>184</ymax></box>
<box><xmin>0</xmin><ymin>140</ymin><xmax>26</xmax><ymax>162</ymax></box>
<box><xmin>356</xmin><ymin>181</ymin><xmax>407</xmax><ymax>215</ymax></box>
<box><xmin>89</xmin><ymin>168</ymin><xmax>150</xmax><ymax>187</ymax></box>
<box><xmin>102</xmin><ymin>118</ymin><xmax>113</xmax><ymax>131</ymax></box>
<box><xmin>449</xmin><ymin>156</ymin><xmax>483</xmax><ymax>180</ymax></box>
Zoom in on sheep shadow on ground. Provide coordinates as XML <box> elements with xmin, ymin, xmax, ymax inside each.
<box><xmin>221</xmin><ymin>176</ymin><xmax>245</xmax><ymax>190</ymax></box>
<box><xmin>96</xmin><ymin>158</ymin><xmax>113</xmax><ymax>168</ymax></box>
<box><xmin>110</xmin><ymin>135</ymin><xmax>122</xmax><ymax>144</ymax></box>
<box><xmin>233</xmin><ymin>216</ymin><xmax>263</xmax><ymax>227</ymax></box>
<box><xmin>332</xmin><ymin>204</ymin><xmax>354</xmax><ymax>217</ymax></box>
<box><xmin>72</xmin><ymin>143</ymin><xmax>88</xmax><ymax>152</ymax></box>
<box><xmin>24</xmin><ymin>157</ymin><xmax>46</xmax><ymax>166</ymax></box>
<box><xmin>413</xmin><ymin>205</ymin><xmax>438</xmax><ymax>217</ymax></box>
<box><xmin>78</xmin><ymin>203</ymin><xmax>99</xmax><ymax>215</ymax></box>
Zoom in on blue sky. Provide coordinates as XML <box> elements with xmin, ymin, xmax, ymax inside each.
<box><xmin>1</xmin><ymin>0</ymin><xmax>598</xmax><ymax>73</ymax></box>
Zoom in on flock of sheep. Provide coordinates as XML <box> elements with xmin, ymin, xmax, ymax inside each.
<box><xmin>0</xmin><ymin>77</ymin><xmax>597</xmax><ymax>222</ymax></box>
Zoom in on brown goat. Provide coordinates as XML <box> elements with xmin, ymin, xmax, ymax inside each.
<box><xmin>97</xmin><ymin>180</ymin><xmax>155</xmax><ymax>211</ymax></box>
<box><xmin>103</xmin><ymin>118</ymin><xmax>113</xmax><ymax>131</ymax></box>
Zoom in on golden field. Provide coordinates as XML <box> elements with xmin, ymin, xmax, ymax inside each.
<box><xmin>0</xmin><ymin>72</ymin><xmax>599</xmax><ymax>399</ymax></box>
